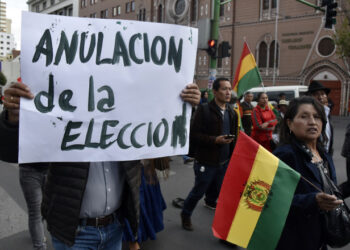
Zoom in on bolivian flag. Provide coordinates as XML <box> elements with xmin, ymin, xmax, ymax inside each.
<box><xmin>233</xmin><ymin>42</ymin><xmax>262</xmax><ymax>97</ymax></box>
<box><xmin>212</xmin><ymin>132</ymin><xmax>300</xmax><ymax>250</ymax></box>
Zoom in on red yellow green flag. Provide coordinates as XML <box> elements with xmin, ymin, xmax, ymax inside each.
<box><xmin>212</xmin><ymin>132</ymin><xmax>300</xmax><ymax>250</ymax></box>
<box><xmin>233</xmin><ymin>42</ymin><xmax>262</xmax><ymax>97</ymax></box>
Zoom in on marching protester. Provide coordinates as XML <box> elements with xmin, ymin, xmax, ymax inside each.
<box><xmin>123</xmin><ymin>158</ymin><xmax>168</xmax><ymax>250</ymax></box>
<box><xmin>200</xmin><ymin>90</ymin><xmax>209</xmax><ymax>104</ymax></box>
<box><xmin>180</xmin><ymin>78</ymin><xmax>239</xmax><ymax>231</ymax></box>
<box><xmin>339</xmin><ymin>122</ymin><xmax>350</xmax><ymax>198</ymax></box>
<box><xmin>0</xmin><ymin>81</ymin><xmax>200</xmax><ymax>250</ymax></box>
<box><xmin>274</xmin><ymin>96</ymin><xmax>342</xmax><ymax>250</ymax></box>
<box><xmin>0</xmin><ymin>78</ymin><xmax>47</xmax><ymax>250</ymax></box>
<box><xmin>273</xmin><ymin>99</ymin><xmax>289</xmax><ymax>143</ymax></box>
<box><xmin>251</xmin><ymin>92</ymin><xmax>277</xmax><ymax>152</ymax></box>
<box><xmin>307</xmin><ymin>80</ymin><xmax>334</xmax><ymax>155</ymax></box>
<box><xmin>239</xmin><ymin>91</ymin><xmax>254</xmax><ymax>136</ymax></box>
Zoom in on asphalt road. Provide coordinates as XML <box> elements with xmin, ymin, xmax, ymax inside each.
<box><xmin>0</xmin><ymin>116</ymin><xmax>349</xmax><ymax>250</ymax></box>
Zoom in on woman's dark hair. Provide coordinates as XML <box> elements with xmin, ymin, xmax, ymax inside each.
<box><xmin>213</xmin><ymin>77</ymin><xmax>230</xmax><ymax>91</ymax></box>
<box><xmin>201</xmin><ymin>91</ymin><xmax>208</xmax><ymax>98</ymax></box>
<box><xmin>257</xmin><ymin>92</ymin><xmax>267</xmax><ymax>101</ymax></box>
<box><xmin>279</xmin><ymin>96</ymin><xmax>328</xmax><ymax>148</ymax></box>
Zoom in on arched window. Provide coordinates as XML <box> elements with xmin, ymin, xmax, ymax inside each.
<box><xmin>269</xmin><ymin>40</ymin><xmax>279</xmax><ymax>68</ymax></box>
<box><xmin>157</xmin><ymin>4</ymin><xmax>163</xmax><ymax>23</ymax></box>
<box><xmin>258</xmin><ymin>42</ymin><xmax>267</xmax><ymax>68</ymax></box>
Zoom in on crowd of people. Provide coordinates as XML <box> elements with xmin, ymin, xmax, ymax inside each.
<box><xmin>0</xmin><ymin>77</ymin><xmax>349</xmax><ymax>250</ymax></box>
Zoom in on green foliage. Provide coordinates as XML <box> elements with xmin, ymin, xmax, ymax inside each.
<box><xmin>334</xmin><ymin>2</ymin><xmax>350</xmax><ymax>58</ymax></box>
<box><xmin>0</xmin><ymin>72</ymin><xmax>6</xmax><ymax>86</ymax></box>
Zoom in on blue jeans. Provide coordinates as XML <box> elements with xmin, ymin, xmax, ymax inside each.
<box><xmin>182</xmin><ymin>161</ymin><xmax>228</xmax><ymax>217</ymax></box>
<box><xmin>19</xmin><ymin>165</ymin><xmax>47</xmax><ymax>250</ymax></box>
<box><xmin>51</xmin><ymin>219</ymin><xmax>123</xmax><ymax>250</ymax></box>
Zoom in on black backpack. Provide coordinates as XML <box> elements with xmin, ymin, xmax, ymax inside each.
<box><xmin>187</xmin><ymin>103</ymin><xmax>210</xmax><ymax>158</ymax></box>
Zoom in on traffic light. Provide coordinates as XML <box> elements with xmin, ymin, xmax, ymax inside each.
<box><xmin>220</xmin><ymin>41</ymin><xmax>231</xmax><ymax>58</ymax></box>
<box><xmin>206</xmin><ymin>39</ymin><xmax>217</xmax><ymax>58</ymax></box>
<box><xmin>325</xmin><ymin>0</ymin><xmax>338</xmax><ymax>29</ymax></box>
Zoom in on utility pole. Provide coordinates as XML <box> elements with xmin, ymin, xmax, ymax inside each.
<box><xmin>207</xmin><ymin>0</ymin><xmax>231</xmax><ymax>89</ymax></box>
<box><xmin>208</xmin><ymin>0</ymin><xmax>220</xmax><ymax>89</ymax></box>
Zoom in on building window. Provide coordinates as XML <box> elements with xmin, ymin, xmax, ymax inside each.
<box><xmin>261</xmin><ymin>0</ymin><xmax>277</xmax><ymax>19</ymax></box>
<box><xmin>113</xmin><ymin>7</ymin><xmax>117</xmax><ymax>16</ymax></box>
<box><xmin>138</xmin><ymin>9</ymin><xmax>142</xmax><ymax>20</ymax></box>
<box><xmin>258</xmin><ymin>41</ymin><xmax>267</xmax><ymax>68</ymax></box>
<box><xmin>35</xmin><ymin>4</ymin><xmax>39</xmax><ymax>12</ymax></box>
<box><xmin>81</xmin><ymin>0</ymin><xmax>86</xmax><ymax>8</ymax></box>
<box><xmin>117</xmin><ymin>6</ymin><xmax>121</xmax><ymax>15</ymax></box>
<box><xmin>101</xmin><ymin>9</ymin><xmax>108</xmax><ymax>18</ymax></box>
<box><xmin>191</xmin><ymin>0</ymin><xmax>198</xmax><ymax>22</ymax></box>
<box><xmin>90</xmin><ymin>13</ymin><xmax>96</xmax><ymax>18</ymax></box>
<box><xmin>157</xmin><ymin>4</ymin><xmax>163</xmax><ymax>22</ymax></box>
<box><xmin>126</xmin><ymin>2</ymin><xmax>131</xmax><ymax>13</ymax></box>
<box><xmin>143</xmin><ymin>8</ymin><xmax>146</xmax><ymax>20</ymax></box>
<box><xmin>263</xmin><ymin>0</ymin><xmax>269</xmax><ymax>10</ymax></box>
<box><xmin>131</xmin><ymin>1</ymin><xmax>135</xmax><ymax>12</ymax></box>
<box><xmin>43</xmin><ymin>1</ymin><xmax>47</xmax><ymax>9</ymax></box>
<box><xmin>51</xmin><ymin>0</ymin><xmax>55</xmax><ymax>5</ymax></box>
<box><xmin>90</xmin><ymin>0</ymin><xmax>94</xmax><ymax>5</ymax></box>
<box><xmin>68</xmin><ymin>7</ymin><xmax>73</xmax><ymax>16</ymax></box>
<box><xmin>317</xmin><ymin>37</ymin><xmax>335</xmax><ymax>57</ymax></box>
<box><xmin>220</xmin><ymin>0</ymin><xmax>225</xmax><ymax>16</ymax></box>
<box><xmin>269</xmin><ymin>40</ymin><xmax>279</xmax><ymax>68</ymax></box>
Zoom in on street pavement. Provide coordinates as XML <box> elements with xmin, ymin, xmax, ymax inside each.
<box><xmin>0</xmin><ymin>116</ymin><xmax>349</xmax><ymax>250</ymax></box>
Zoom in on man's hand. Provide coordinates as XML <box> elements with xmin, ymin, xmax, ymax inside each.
<box><xmin>316</xmin><ymin>192</ymin><xmax>343</xmax><ymax>211</ymax></box>
<box><xmin>215</xmin><ymin>135</ymin><xmax>234</xmax><ymax>145</ymax></box>
<box><xmin>181</xmin><ymin>83</ymin><xmax>200</xmax><ymax>106</ymax></box>
<box><xmin>3</xmin><ymin>82</ymin><xmax>34</xmax><ymax>124</ymax></box>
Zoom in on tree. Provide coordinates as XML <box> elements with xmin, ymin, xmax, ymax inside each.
<box><xmin>333</xmin><ymin>0</ymin><xmax>350</xmax><ymax>63</ymax></box>
<box><xmin>0</xmin><ymin>72</ymin><xmax>6</xmax><ymax>86</ymax></box>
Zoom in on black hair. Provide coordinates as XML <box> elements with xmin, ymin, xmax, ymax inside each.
<box><xmin>257</xmin><ymin>92</ymin><xmax>267</xmax><ymax>101</ymax></box>
<box><xmin>213</xmin><ymin>77</ymin><xmax>230</xmax><ymax>91</ymax></box>
<box><xmin>278</xmin><ymin>92</ymin><xmax>286</xmax><ymax>97</ymax></box>
<box><xmin>244</xmin><ymin>91</ymin><xmax>252</xmax><ymax>96</ymax></box>
<box><xmin>279</xmin><ymin>96</ymin><xmax>328</xmax><ymax>148</ymax></box>
<box><xmin>201</xmin><ymin>90</ymin><xmax>208</xmax><ymax>98</ymax></box>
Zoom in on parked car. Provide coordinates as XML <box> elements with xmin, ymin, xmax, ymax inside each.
<box><xmin>248</xmin><ymin>85</ymin><xmax>308</xmax><ymax>106</ymax></box>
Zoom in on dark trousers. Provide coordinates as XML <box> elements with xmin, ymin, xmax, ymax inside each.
<box><xmin>182</xmin><ymin>161</ymin><xmax>228</xmax><ymax>217</ymax></box>
<box><xmin>19</xmin><ymin>166</ymin><xmax>47</xmax><ymax>250</ymax></box>
<box><xmin>340</xmin><ymin>158</ymin><xmax>350</xmax><ymax>198</ymax></box>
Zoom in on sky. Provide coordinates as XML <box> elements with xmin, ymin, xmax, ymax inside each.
<box><xmin>5</xmin><ymin>0</ymin><xmax>28</xmax><ymax>49</ymax></box>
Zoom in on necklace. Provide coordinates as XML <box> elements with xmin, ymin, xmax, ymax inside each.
<box><xmin>311</xmin><ymin>150</ymin><xmax>322</xmax><ymax>163</ymax></box>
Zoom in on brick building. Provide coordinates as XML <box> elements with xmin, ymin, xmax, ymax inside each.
<box><xmin>79</xmin><ymin>0</ymin><xmax>349</xmax><ymax>115</ymax></box>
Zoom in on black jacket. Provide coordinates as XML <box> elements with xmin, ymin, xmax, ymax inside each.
<box><xmin>0</xmin><ymin>111</ymin><xmax>141</xmax><ymax>246</ymax></box>
<box><xmin>274</xmin><ymin>139</ymin><xmax>336</xmax><ymax>250</ymax></box>
<box><xmin>191</xmin><ymin>100</ymin><xmax>239</xmax><ymax>166</ymax></box>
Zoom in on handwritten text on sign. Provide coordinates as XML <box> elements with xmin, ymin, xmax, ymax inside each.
<box><xmin>19</xmin><ymin>12</ymin><xmax>198</xmax><ymax>163</ymax></box>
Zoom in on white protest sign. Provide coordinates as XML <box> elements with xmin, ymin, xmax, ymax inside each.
<box><xmin>19</xmin><ymin>12</ymin><xmax>198</xmax><ymax>163</ymax></box>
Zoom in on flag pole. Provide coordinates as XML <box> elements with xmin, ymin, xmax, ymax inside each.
<box><xmin>300</xmin><ymin>176</ymin><xmax>323</xmax><ymax>193</ymax></box>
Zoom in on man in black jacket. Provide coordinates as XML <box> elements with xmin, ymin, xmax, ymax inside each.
<box><xmin>307</xmin><ymin>80</ymin><xmax>334</xmax><ymax>155</ymax></box>
<box><xmin>181</xmin><ymin>78</ymin><xmax>239</xmax><ymax>231</ymax></box>
<box><xmin>0</xmin><ymin>81</ymin><xmax>200</xmax><ymax>249</ymax></box>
